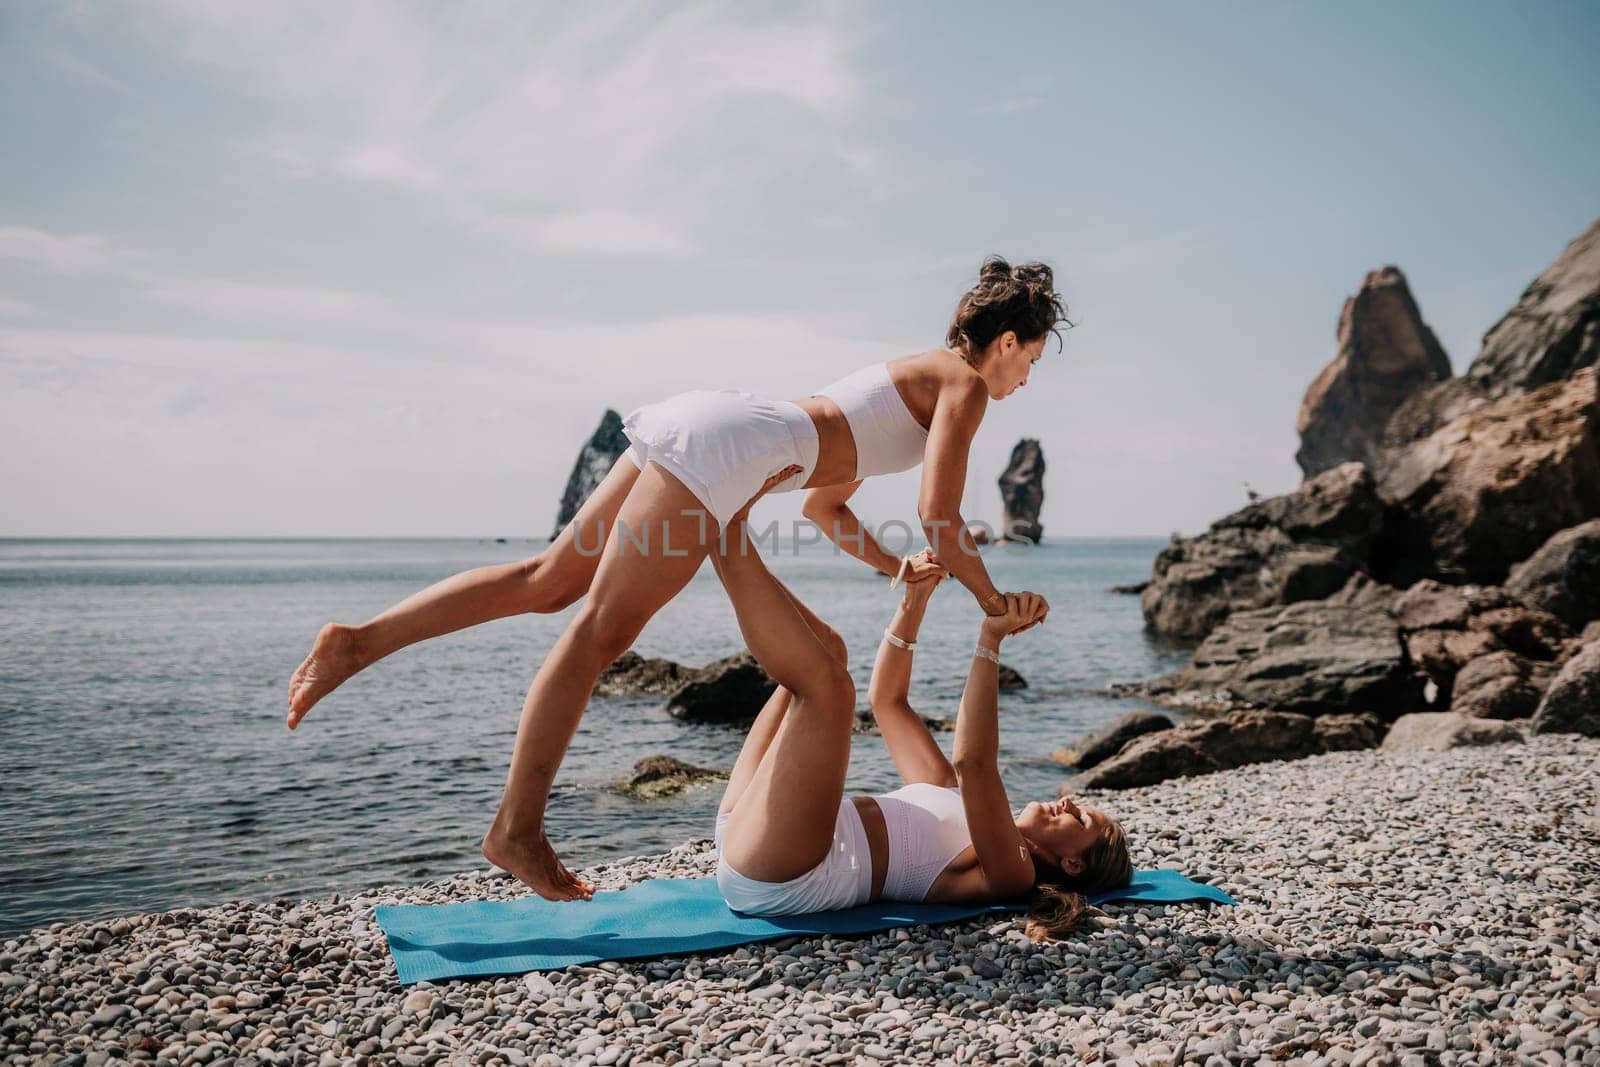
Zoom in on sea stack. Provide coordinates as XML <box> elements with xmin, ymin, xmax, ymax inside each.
<box><xmin>999</xmin><ymin>438</ymin><xmax>1045</xmax><ymax>543</ymax></box>
<box><xmin>1294</xmin><ymin>266</ymin><xmax>1452</xmax><ymax>479</ymax></box>
<box><xmin>551</xmin><ymin>409</ymin><xmax>629</xmax><ymax>539</ymax></box>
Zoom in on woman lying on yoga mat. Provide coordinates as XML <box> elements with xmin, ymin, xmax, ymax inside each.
<box><xmin>710</xmin><ymin>536</ymin><xmax>1133</xmax><ymax>939</ymax></box>
<box><xmin>286</xmin><ymin>258</ymin><xmax>1071</xmax><ymax>903</ymax></box>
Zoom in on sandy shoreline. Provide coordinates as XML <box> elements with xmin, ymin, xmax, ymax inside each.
<box><xmin>4</xmin><ymin>736</ymin><xmax>1597</xmax><ymax>1065</ymax></box>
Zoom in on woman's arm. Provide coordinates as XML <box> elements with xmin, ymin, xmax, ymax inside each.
<box><xmin>951</xmin><ymin>595</ymin><xmax>1048</xmax><ymax>898</ymax></box>
<box><xmin>801</xmin><ymin>480</ymin><xmax>901</xmax><ymax>577</ymax></box>
<box><xmin>917</xmin><ymin>378</ymin><xmax>1003</xmax><ymax>610</ymax></box>
<box><xmin>866</xmin><ymin>552</ymin><xmax>957</xmax><ymax>787</ymax></box>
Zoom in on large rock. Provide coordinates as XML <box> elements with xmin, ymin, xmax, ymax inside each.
<box><xmin>1065</xmin><ymin>709</ymin><xmax>1341</xmax><ymax>790</ymax></box>
<box><xmin>1381</xmin><ymin>218</ymin><xmax>1600</xmax><ymax>454</ymax></box>
<box><xmin>1145</xmin><ymin>601</ymin><xmax>1423</xmax><ymax>716</ymax></box>
<box><xmin>1529</xmin><ymin>640</ymin><xmax>1600</xmax><ymax>737</ymax></box>
<box><xmin>1381</xmin><ymin>712</ymin><xmax>1524</xmax><ymax>752</ymax></box>
<box><xmin>1506</xmin><ymin>519</ymin><xmax>1600</xmax><ymax>631</ymax></box>
<box><xmin>666</xmin><ymin>652</ymin><xmax>782</xmax><ymax>723</ymax></box>
<box><xmin>1375</xmin><ymin>368</ymin><xmax>1600</xmax><ymax>582</ymax></box>
<box><xmin>550</xmin><ymin>409</ymin><xmax>629</xmax><ymax>539</ymax></box>
<box><xmin>1296</xmin><ymin>266</ymin><xmax>1452</xmax><ymax>478</ymax></box>
<box><xmin>1393</xmin><ymin>580</ymin><xmax>1570</xmax><ymax>705</ymax></box>
<box><xmin>1464</xmin><ymin>218</ymin><xmax>1600</xmax><ymax>398</ymax></box>
<box><xmin>1449</xmin><ymin>651</ymin><xmax>1553</xmax><ymax>719</ymax></box>
<box><xmin>1142</xmin><ymin>462</ymin><xmax>1384</xmax><ymax>639</ymax></box>
<box><xmin>595</xmin><ymin>650</ymin><xmax>695</xmax><ymax>696</ymax></box>
<box><xmin>1052</xmin><ymin>711</ymin><xmax>1174</xmax><ymax>771</ymax></box>
<box><xmin>998</xmin><ymin>438</ymin><xmax>1045</xmax><ymax>543</ymax></box>
<box><xmin>1314</xmin><ymin>713</ymin><xmax>1386</xmax><ymax>752</ymax></box>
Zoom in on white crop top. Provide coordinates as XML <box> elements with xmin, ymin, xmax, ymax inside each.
<box><xmin>873</xmin><ymin>782</ymin><xmax>973</xmax><ymax>902</ymax></box>
<box><xmin>814</xmin><ymin>363</ymin><xmax>930</xmax><ymax>481</ymax></box>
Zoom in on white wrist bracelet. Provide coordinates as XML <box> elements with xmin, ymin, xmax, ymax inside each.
<box><xmin>973</xmin><ymin>645</ymin><xmax>1000</xmax><ymax>664</ymax></box>
<box><xmin>883</xmin><ymin>629</ymin><xmax>916</xmax><ymax>651</ymax></box>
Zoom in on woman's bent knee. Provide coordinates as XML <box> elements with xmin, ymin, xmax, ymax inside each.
<box><xmin>519</xmin><ymin>554</ymin><xmax>590</xmax><ymax>613</ymax></box>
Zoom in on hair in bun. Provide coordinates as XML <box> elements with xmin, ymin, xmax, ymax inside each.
<box><xmin>946</xmin><ymin>256</ymin><xmax>1071</xmax><ymax>359</ymax></box>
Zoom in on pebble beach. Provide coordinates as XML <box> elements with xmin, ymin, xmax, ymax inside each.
<box><xmin>4</xmin><ymin>735</ymin><xmax>1597</xmax><ymax>1067</ymax></box>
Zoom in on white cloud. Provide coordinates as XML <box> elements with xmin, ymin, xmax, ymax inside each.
<box><xmin>0</xmin><ymin>298</ymin><xmax>36</xmax><ymax>319</ymax></box>
<box><xmin>0</xmin><ymin>226</ymin><xmax>122</xmax><ymax>274</ymax></box>
<box><xmin>140</xmin><ymin>277</ymin><xmax>391</xmax><ymax>322</ymax></box>
<box><xmin>141</xmin><ymin>0</ymin><xmax>867</xmax><ymax>256</ymax></box>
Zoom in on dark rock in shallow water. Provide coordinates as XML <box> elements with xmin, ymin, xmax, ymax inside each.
<box><xmin>1295</xmin><ymin>266</ymin><xmax>1452</xmax><ymax>479</ymax></box>
<box><xmin>621</xmin><ymin>755</ymin><xmax>727</xmax><ymax>799</ymax></box>
<box><xmin>998</xmin><ymin>438</ymin><xmax>1045</xmax><ymax>543</ymax></box>
<box><xmin>551</xmin><ymin>409</ymin><xmax>629</xmax><ymax>539</ymax></box>
<box><xmin>1141</xmin><ymin>462</ymin><xmax>1383</xmax><ymax>640</ymax></box>
<box><xmin>666</xmin><ymin>652</ymin><xmax>781</xmax><ymax>723</ymax></box>
<box><xmin>997</xmin><ymin>663</ymin><xmax>1027</xmax><ymax>691</ymax></box>
<box><xmin>1109</xmin><ymin>581</ymin><xmax>1149</xmax><ymax>595</ymax></box>
<box><xmin>1382</xmin><ymin>712</ymin><xmax>1525</xmax><ymax>752</ymax></box>
<box><xmin>1530</xmin><ymin>640</ymin><xmax>1600</xmax><ymax>738</ymax></box>
<box><xmin>596</xmin><ymin>650</ymin><xmax>695</xmax><ymax>696</ymax></box>
<box><xmin>1374</xmin><ymin>369</ymin><xmax>1600</xmax><ymax>583</ymax></box>
<box><xmin>1450</xmin><ymin>651</ymin><xmax>1553</xmax><ymax>720</ymax></box>
<box><xmin>1052</xmin><ymin>711</ymin><xmax>1174</xmax><ymax>770</ymax></box>
<box><xmin>1065</xmin><ymin>710</ymin><xmax>1327</xmax><ymax>790</ymax></box>
<box><xmin>1145</xmin><ymin>601</ymin><xmax>1423</xmax><ymax>716</ymax></box>
<box><xmin>1506</xmin><ymin>519</ymin><xmax>1600</xmax><ymax>631</ymax></box>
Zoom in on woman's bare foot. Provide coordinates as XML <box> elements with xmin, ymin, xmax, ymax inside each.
<box><xmin>482</xmin><ymin>824</ymin><xmax>595</xmax><ymax>901</ymax></box>
<box><xmin>286</xmin><ymin>623</ymin><xmax>367</xmax><ymax>729</ymax></box>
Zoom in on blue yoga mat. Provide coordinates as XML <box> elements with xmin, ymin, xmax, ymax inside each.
<box><xmin>376</xmin><ymin>871</ymin><xmax>1235</xmax><ymax>984</ymax></box>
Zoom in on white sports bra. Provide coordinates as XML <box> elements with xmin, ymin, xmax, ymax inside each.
<box><xmin>814</xmin><ymin>362</ymin><xmax>930</xmax><ymax>480</ymax></box>
<box><xmin>873</xmin><ymin>782</ymin><xmax>973</xmax><ymax>902</ymax></box>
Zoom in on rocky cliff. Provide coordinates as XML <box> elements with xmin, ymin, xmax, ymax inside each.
<box><xmin>550</xmin><ymin>410</ymin><xmax>629</xmax><ymax>539</ymax></box>
<box><xmin>998</xmin><ymin>438</ymin><xmax>1045</xmax><ymax>543</ymax></box>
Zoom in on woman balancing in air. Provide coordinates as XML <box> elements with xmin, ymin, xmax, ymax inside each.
<box><xmin>711</xmin><ymin>539</ymin><xmax>1132</xmax><ymax>931</ymax></box>
<box><xmin>287</xmin><ymin>257</ymin><xmax>1068</xmax><ymax>901</ymax></box>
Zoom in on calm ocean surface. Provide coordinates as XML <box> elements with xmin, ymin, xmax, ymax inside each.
<box><xmin>0</xmin><ymin>537</ymin><xmax>1185</xmax><ymax>937</ymax></box>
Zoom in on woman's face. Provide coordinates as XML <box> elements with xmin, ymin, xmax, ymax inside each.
<box><xmin>984</xmin><ymin>332</ymin><xmax>1048</xmax><ymax>399</ymax></box>
<box><xmin>1015</xmin><ymin>796</ymin><xmax>1107</xmax><ymax>875</ymax></box>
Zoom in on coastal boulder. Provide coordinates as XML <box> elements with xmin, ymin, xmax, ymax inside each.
<box><xmin>998</xmin><ymin>438</ymin><xmax>1045</xmax><ymax>543</ymax></box>
<box><xmin>1295</xmin><ymin>266</ymin><xmax>1452</xmax><ymax>478</ymax></box>
<box><xmin>1313</xmin><ymin>712</ymin><xmax>1386</xmax><ymax>751</ymax></box>
<box><xmin>666</xmin><ymin>652</ymin><xmax>781</xmax><ymax>723</ymax></box>
<box><xmin>1142</xmin><ymin>462</ymin><xmax>1384</xmax><ymax>639</ymax></box>
<box><xmin>621</xmin><ymin>755</ymin><xmax>727</xmax><ymax>799</ymax></box>
<box><xmin>1052</xmin><ymin>711</ymin><xmax>1174</xmax><ymax>770</ymax></box>
<box><xmin>1506</xmin><ymin>519</ymin><xmax>1600</xmax><ymax>631</ymax></box>
<box><xmin>551</xmin><ymin>409</ymin><xmax>630</xmax><ymax>539</ymax></box>
<box><xmin>1529</xmin><ymin>640</ymin><xmax>1600</xmax><ymax>737</ymax></box>
<box><xmin>997</xmin><ymin>663</ymin><xmax>1028</xmax><ymax>691</ymax></box>
<box><xmin>1064</xmin><ymin>710</ymin><xmax>1323</xmax><ymax>790</ymax></box>
<box><xmin>1462</xmin><ymin>217</ymin><xmax>1600</xmax><ymax>398</ymax></box>
<box><xmin>596</xmin><ymin>650</ymin><xmax>695</xmax><ymax>697</ymax></box>
<box><xmin>1145</xmin><ymin>601</ymin><xmax>1423</xmax><ymax>716</ymax></box>
<box><xmin>1394</xmin><ymin>580</ymin><xmax>1569</xmax><ymax>704</ymax></box>
<box><xmin>1375</xmin><ymin>368</ymin><xmax>1600</xmax><ymax>583</ymax></box>
<box><xmin>1382</xmin><ymin>712</ymin><xmax>1524</xmax><ymax>752</ymax></box>
<box><xmin>1449</xmin><ymin>651</ymin><xmax>1553</xmax><ymax>720</ymax></box>
<box><xmin>1380</xmin><ymin>218</ymin><xmax>1600</xmax><ymax>455</ymax></box>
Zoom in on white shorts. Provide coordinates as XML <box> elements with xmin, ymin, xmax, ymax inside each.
<box><xmin>713</xmin><ymin>803</ymin><xmax>873</xmax><ymax>916</ymax></box>
<box><xmin>622</xmin><ymin>389</ymin><xmax>820</xmax><ymax>529</ymax></box>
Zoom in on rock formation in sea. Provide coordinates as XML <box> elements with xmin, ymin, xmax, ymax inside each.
<box><xmin>550</xmin><ymin>409</ymin><xmax>629</xmax><ymax>539</ymax></box>
<box><xmin>998</xmin><ymin>438</ymin><xmax>1044</xmax><ymax>543</ymax></box>
<box><xmin>619</xmin><ymin>755</ymin><xmax>727</xmax><ymax>799</ymax></box>
<box><xmin>1295</xmin><ymin>266</ymin><xmax>1452</xmax><ymax>478</ymax></box>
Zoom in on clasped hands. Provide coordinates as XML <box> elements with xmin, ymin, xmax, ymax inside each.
<box><xmin>898</xmin><ymin>548</ymin><xmax>1049</xmax><ymax>637</ymax></box>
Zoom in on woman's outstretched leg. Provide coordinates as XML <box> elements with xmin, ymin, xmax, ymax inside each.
<box><xmin>481</xmin><ymin>461</ymin><xmax>715</xmax><ymax>900</ymax></box>
<box><xmin>287</xmin><ymin>455</ymin><xmax>642</xmax><ymax>728</ymax></box>
<box><xmin>712</xmin><ymin>522</ymin><xmax>859</xmax><ymax>883</ymax></box>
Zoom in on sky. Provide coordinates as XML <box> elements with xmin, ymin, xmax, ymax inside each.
<box><xmin>1</xmin><ymin>1</ymin><xmax>1596</xmax><ymax>538</ymax></box>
